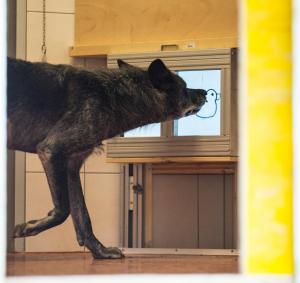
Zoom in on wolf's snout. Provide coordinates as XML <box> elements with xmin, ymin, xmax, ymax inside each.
<box><xmin>185</xmin><ymin>107</ymin><xmax>201</xmax><ymax>116</ymax></box>
<box><xmin>201</xmin><ymin>90</ymin><xmax>208</xmax><ymax>102</ymax></box>
<box><xmin>197</xmin><ymin>89</ymin><xmax>207</xmax><ymax>100</ymax></box>
<box><xmin>198</xmin><ymin>89</ymin><xmax>207</xmax><ymax>105</ymax></box>
<box><xmin>201</xmin><ymin>89</ymin><xmax>207</xmax><ymax>96</ymax></box>
<box><xmin>187</xmin><ymin>88</ymin><xmax>207</xmax><ymax>99</ymax></box>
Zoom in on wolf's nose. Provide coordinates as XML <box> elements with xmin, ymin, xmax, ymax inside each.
<box><xmin>198</xmin><ymin>89</ymin><xmax>207</xmax><ymax>96</ymax></box>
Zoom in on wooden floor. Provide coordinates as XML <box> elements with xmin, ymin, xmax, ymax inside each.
<box><xmin>7</xmin><ymin>252</ymin><xmax>239</xmax><ymax>276</ymax></box>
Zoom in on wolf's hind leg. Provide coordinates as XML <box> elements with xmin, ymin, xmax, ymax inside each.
<box><xmin>14</xmin><ymin>146</ymin><xmax>71</xmax><ymax>238</ymax></box>
<box><xmin>14</xmin><ymin>208</ymin><xmax>69</xmax><ymax>237</ymax></box>
<box><xmin>67</xmin><ymin>152</ymin><xmax>124</xmax><ymax>259</ymax></box>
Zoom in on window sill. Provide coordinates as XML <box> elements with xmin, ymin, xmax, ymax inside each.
<box><xmin>105</xmin><ymin>156</ymin><xmax>238</xmax><ymax>164</ymax></box>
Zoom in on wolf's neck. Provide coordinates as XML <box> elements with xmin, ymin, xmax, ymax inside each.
<box><xmin>102</xmin><ymin>107</ymin><xmax>165</xmax><ymax>141</ymax></box>
<box><xmin>96</xmin><ymin>71</ymin><xmax>167</xmax><ymax>139</ymax></box>
<box><xmin>118</xmin><ymin>93</ymin><xmax>166</xmax><ymax>132</ymax></box>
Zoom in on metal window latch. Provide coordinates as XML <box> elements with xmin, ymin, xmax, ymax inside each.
<box><xmin>132</xmin><ymin>184</ymin><xmax>143</xmax><ymax>194</ymax></box>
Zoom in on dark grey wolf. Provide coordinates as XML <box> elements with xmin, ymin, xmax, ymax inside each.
<box><xmin>7</xmin><ymin>57</ymin><xmax>207</xmax><ymax>259</ymax></box>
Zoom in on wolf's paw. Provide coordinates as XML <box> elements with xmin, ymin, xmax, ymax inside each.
<box><xmin>13</xmin><ymin>221</ymin><xmax>39</xmax><ymax>238</ymax></box>
<box><xmin>92</xmin><ymin>246</ymin><xmax>124</xmax><ymax>260</ymax></box>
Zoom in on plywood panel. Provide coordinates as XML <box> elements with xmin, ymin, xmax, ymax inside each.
<box><xmin>198</xmin><ymin>175</ymin><xmax>224</xmax><ymax>248</ymax></box>
<box><xmin>152</xmin><ymin>175</ymin><xmax>198</xmax><ymax>248</ymax></box>
<box><xmin>72</xmin><ymin>0</ymin><xmax>237</xmax><ymax>55</ymax></box>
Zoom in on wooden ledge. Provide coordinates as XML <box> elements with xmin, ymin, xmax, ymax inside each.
<box><xmin>69</xmin><ymin>37</ymin><xmax>237</xmax><ymax>57</ymax></box>
<box><xmin>121</xmin><ymin>248</ymin><xmax>239</xmax><ymax>256</ymax></box>
<box><xmin>70</xmin><ymin>43</ymin><xmax>165</xmax><ymax>57</ymax></box>
<box><xmin>105</xmin><ymin>156</ymin><xmax>238</xmax><ymax>164</ymax></box>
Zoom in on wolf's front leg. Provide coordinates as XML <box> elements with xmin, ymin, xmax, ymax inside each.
<box><xmin>67</xmin><ymin>154</ymin><xmax>124</xmax><ymax>259</ymax></box>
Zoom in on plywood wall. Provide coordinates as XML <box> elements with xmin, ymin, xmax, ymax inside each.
<box><xmin>71</xmin><ymin>0</ymin><xmax>238</xmax><ymax>56</ymax></box>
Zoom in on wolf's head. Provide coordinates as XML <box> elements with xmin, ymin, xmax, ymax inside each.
<box><xmin>117</xmin><ymin>59</ymin><xmax>207</xmax><ymax>121</ymax></box>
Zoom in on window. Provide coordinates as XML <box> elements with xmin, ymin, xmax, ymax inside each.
<box><xmin>174</xmin><ymin>70</ymin><xmax>221</xmax><ymax>136</ymax></box>
<box><xmin>124</xmin><ymin>123</ymin><xmax>161</xmax><ymax>137</ymax></box>
<box><xmin>106</xmin><ymin>49</ymin><xmax>237</xmax><ymax>158</ymax></box>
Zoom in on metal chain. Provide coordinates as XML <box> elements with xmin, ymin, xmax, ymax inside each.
<box><xmin>41</xmin><ymin>0</ymin><xmax>47</xmax><ymax>62</ymax></box>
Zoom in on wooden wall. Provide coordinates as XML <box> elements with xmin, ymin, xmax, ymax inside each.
<box><xmin>71</xmin><ymin>0</ymin><xmax>238</xmax><ymax>56</ymax></box>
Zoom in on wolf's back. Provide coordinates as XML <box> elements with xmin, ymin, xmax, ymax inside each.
<box><xmin>7</xmin><ymin>58</ymin><xmax>73</xmax><ymax>112</ymax></box>
<box><xmin>6</xmin><ymin>58</ymin><xmax>74</xmax><ymax>152</ymax></box>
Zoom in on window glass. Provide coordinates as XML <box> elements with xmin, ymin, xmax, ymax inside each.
<box><xmin>174</xmin><ymin>70</ymin><xmax>221</xmax><ymax>136</ymax></box>
<box><xmin>124</xmin><ymin>123</ymin><xmax>161</xmax><ymax>137</ymax></box>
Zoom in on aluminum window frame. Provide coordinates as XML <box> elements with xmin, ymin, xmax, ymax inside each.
<box><xmin>106</xmin><ymin>48</ymin><xmax>237</xmax><ymax>158</ymax></box>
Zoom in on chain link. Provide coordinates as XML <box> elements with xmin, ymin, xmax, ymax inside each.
<box><xmin>41</xmin><ymin>0</ymin><xmax>47</xmax><ymax>62</ymax></box>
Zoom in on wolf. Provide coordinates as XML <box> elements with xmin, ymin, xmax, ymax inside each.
<box><xmin>7</xmin><ymin>57</ymin><xmax>207</xmax><ymax>259</ymax></box>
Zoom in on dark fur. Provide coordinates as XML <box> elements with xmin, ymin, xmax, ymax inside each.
<box><xmin>7</xmin><ymin>57</ymin><xmax>206</xmax><ymax>259</ymax></box>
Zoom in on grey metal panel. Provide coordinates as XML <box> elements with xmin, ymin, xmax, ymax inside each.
<box><xmin>198</xmin><ymin>174</ymin><xmax>224</xmax><ymax>249</ymax></box>
<box><xmin>152</xmin><ymin>175</ymin><xmax>198</xmax><ymax>248</ymax></box>
<box><xmin>137</xmin><ymin>164</ymin><xmax>143</xmax><ymax>248</ymax></box>
<box><xmin>132</xmin><ymin>165</ymin><xmax>138</xmax><ymax>247</ymax></box>
<box><xmin>121</xmin><ymin>164</ymin><xmax>129</xmax><ymax>247</ymax></box>
<box><xmin>144</xmin><ymin>164</ymin><xmax>153</xmax><ymax>248</ymax></box>
<box><xmin>132</xmin><ymin>164</ymin><xmax>144</xmax><ymax>248</ymax></box>
<box><xmin>224</xmin><ymin>174</ymin><xmax>235</xmax><ymax>249</ymax></box>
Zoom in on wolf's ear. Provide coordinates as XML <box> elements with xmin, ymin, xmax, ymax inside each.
<box><xmin>117</xmin><ymin>59</ymin><xmax>134</xmax><ymax>70</ymax></box>
<box><xmin>148</xmin><ymin>59</ymin><xmax>172</xmax><ymax>90</ymax></box>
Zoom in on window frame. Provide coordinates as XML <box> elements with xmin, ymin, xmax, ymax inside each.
<box><xmin>106</xmin><ymin>48</ymin><xmax>238</xmax><ymax>159</ymax></box>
